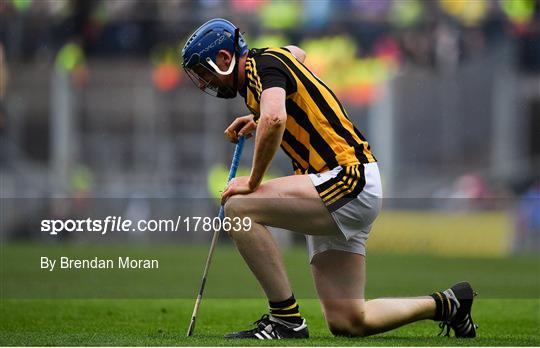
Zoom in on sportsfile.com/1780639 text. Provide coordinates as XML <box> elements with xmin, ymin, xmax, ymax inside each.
<box><xmin>40</xmin><ymin>216</ymin><xmax>252</xmax><ymax>236</ymax></box>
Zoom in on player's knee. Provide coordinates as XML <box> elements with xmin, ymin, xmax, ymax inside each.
<box><xmin>223</xmin><ymin>196</ymin><xmax>245</xmax><ymax>219</ymax></box>
<box><xmin>224</xmin><ymin>196</ymin><xmax>250</xmax><ymax>238</ymax></box>
<box><xmin>326</xmin><ymin>310</ymin><xmax>369</xmax><ymax>337</ymax></box>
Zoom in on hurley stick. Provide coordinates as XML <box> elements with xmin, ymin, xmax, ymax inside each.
<box><xmin>186</xmin><ymin>136</ymin><xmax>245</xmax><ymax>337</ymax></box>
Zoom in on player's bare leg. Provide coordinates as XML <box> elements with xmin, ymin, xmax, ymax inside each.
<box><xmin>311</xmin><ymin>250</ymin><xmax>436</xmax><ymax>337</ymax></box>
<box><xmin>225</xmin><ymin>174</ymin><xmax>341</xmax><ymax>301</ymax></box>
<box><xmin>227</xmin><ymin>220</ymin><xmax>292</xmax><ymax>301</ymax></box>
<box><xmin>223</xmin><ymin>174</ymin><xmax>340</xmax><ymax>338</ymax></box>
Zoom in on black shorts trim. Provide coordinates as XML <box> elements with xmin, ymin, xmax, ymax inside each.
<box><xmin>314</xmin><ymin>164</ymin><xmax>366</xmax><ymax>212</ymax></box>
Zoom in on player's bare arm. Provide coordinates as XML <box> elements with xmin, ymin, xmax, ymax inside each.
<box><xmin>224</xmin><ymin>45</ymin><xmax>303</xmax><ymax>144</ymax></box>
<box><xmin>221</xmin><ymin>87</ymin><xmax>287</xmax><ymax>203</ymax></box>
<box><xmin>248</xmin><ymin>87</ymin><xmax>287</xmax><ymax>189</ymax></box>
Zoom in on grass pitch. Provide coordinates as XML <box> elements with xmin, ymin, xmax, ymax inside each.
<box><xmin>1</xmin><ymin>244</ymin><xmax>539</xmax><ymax>346</ymax></box>
<box><xmin>1</xmin><ymin>298</ymin><xmax>539</xmax><ymax>346</ymax></box>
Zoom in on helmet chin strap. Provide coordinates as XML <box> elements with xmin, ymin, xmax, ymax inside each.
<box><xmin>205</xmin><ymin>55</ymin><xmax>236</xmax><ymax>75</ymax></box>
<box><xmin>212</xmin><ymin>27</ymin><xmax>241</xmax><ymax>99</ymax></box>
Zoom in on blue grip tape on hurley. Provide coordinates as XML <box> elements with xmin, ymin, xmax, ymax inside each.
<box><xmin>218</xmin><ymin>136</ymin><xmax>245</xmax><ymax>220</ymax></box>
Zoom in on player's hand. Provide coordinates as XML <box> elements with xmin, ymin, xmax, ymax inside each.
<box><xmin>224</xmin><ymin>114</ymin><xmax>257</xmax><ymax>143</ymax></box>
<box><xmin>221</xmin><ymin>176</ymin><xmax>254</xmax><ymax>204</ymax></box>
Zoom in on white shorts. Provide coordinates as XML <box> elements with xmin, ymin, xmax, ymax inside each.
<box><xmin>305</xmin><ymin>162</ymin><xmax>382</xmax><ymax>262</ymax></box>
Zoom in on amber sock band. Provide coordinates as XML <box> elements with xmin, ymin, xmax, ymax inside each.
<box><xmin>269</xmin><ymin>295</ymin><xmax>303</xmax><ymax>325</ymax></box>
<box><xmin>430</xmin><ymin>291</ymin><xmax>455</xmax><ymax>322</ymax></box>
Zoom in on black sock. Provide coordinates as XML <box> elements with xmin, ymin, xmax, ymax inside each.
<box><xmin>430</xmin><ymin>291</ymin><xmax>454</xmax><ymax>321</ymax></box>
<box><xmin>269</xmin><ymin>295</ymin><xmax>303</xmax><ymax>325</ymax></box>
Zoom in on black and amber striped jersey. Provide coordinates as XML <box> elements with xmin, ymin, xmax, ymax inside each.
<box><xmin>240</xmin><ymin>47</ymin><xmax>376</xmax><ymax>175</ymax></box>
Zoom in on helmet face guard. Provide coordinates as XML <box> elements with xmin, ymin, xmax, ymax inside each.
<box><xmin>181</xmin><ymin>19</ymin><xmax>246</xmax><ymax>99</ymax></box>
<box><xmin>183</xmin><ymin>54</ymin><xmax>237</xmax><ymax>98</ymax></box>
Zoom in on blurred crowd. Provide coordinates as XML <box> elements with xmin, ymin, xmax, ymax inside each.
<box><xmin>1</xmin><ymin>0</ymin><xmax>539</xmax><ymax>69</ymax></box>
<box><xmin>1</xmin><ymin>0</ymin><xmax>539</xmax><ymax>110</ymax></box>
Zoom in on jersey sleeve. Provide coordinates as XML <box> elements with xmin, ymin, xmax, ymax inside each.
<box><xmin>255</xmin><ymin>54</ymin><xmax>297</xmax><ymax>95</ymax></box>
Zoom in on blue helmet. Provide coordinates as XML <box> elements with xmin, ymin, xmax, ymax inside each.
<box><xmin>181</xmin><ymin>18</ymin><xmax>248</xmax><ymax>98</ymax></box>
